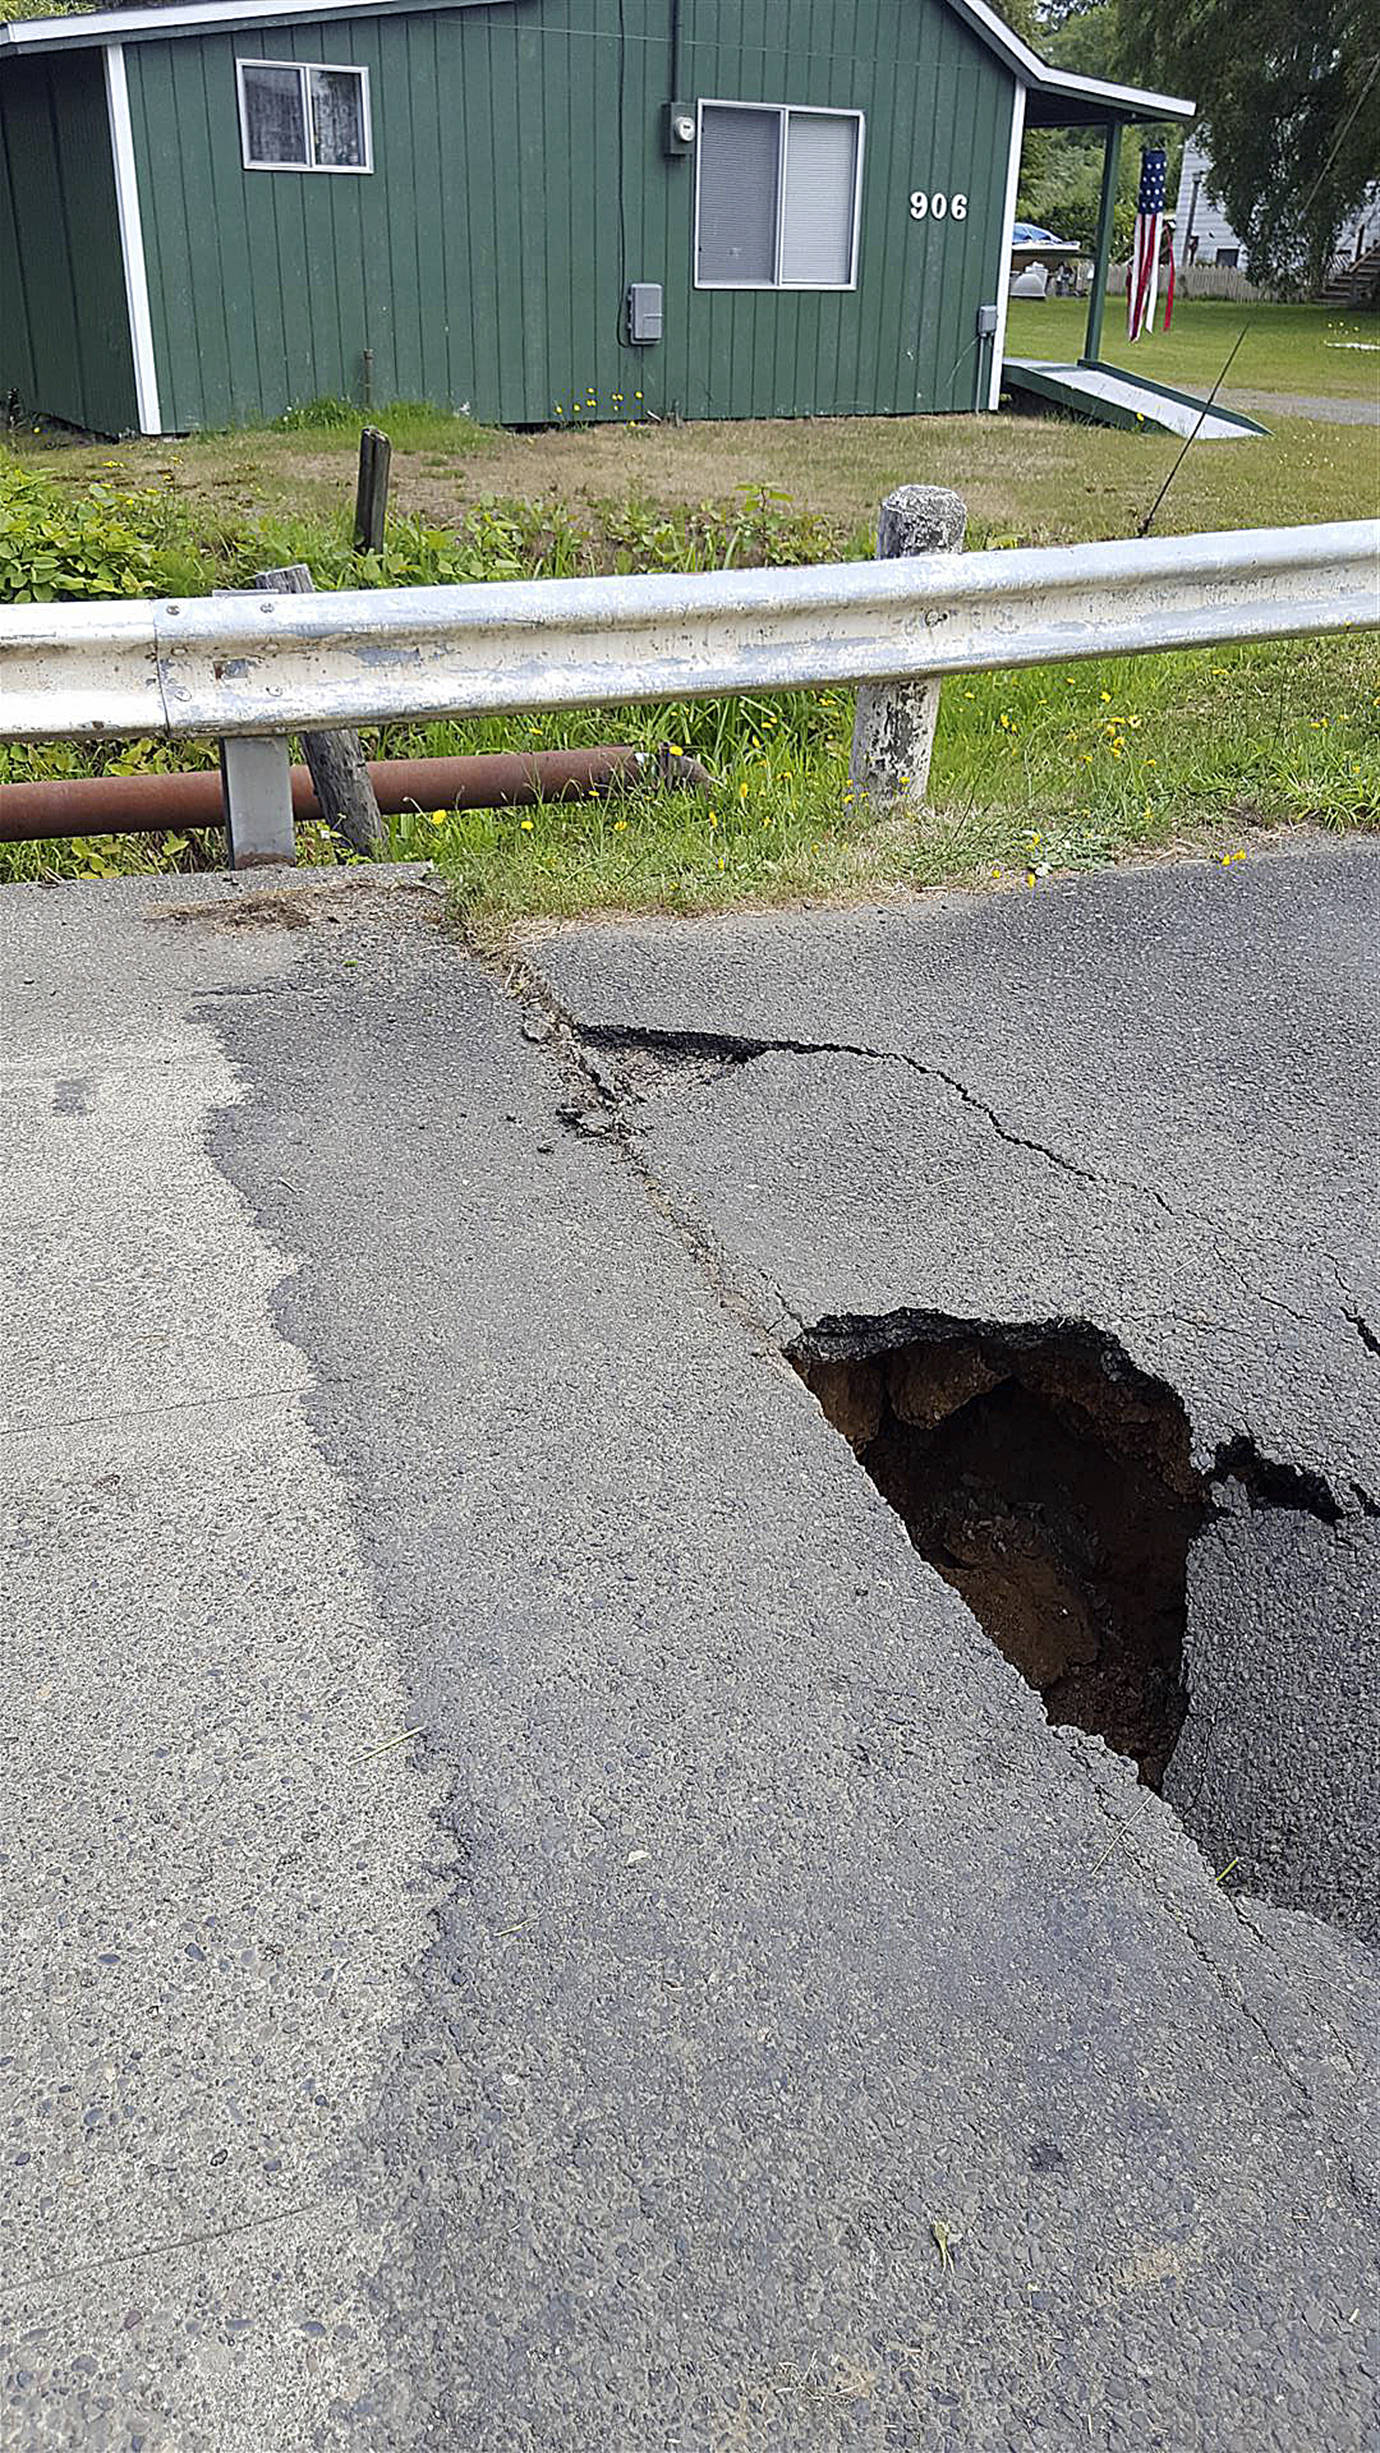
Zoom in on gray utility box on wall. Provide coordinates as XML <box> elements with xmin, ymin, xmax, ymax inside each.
<box><xmin>626</xmin><ymin>283</ymin><xmax>664</xmax><ymax>344</ymax></box>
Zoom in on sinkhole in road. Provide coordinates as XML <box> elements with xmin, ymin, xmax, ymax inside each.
<box><xmin>791</xmin><ymin>1317</ymin><xmax>1212</xmax><ymax>1785</ymax></box>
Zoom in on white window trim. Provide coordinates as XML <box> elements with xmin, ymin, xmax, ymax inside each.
<box><xmin>235</xmin><ymin>55</ymin><xmax>373</xmax><ymax>175</ymax></box>
<box><xmin>694</xmin><ymin>98</ymin><xmax>865</xmax><ymax>293</ymax></box>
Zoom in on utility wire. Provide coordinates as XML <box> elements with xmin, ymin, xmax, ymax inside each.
<box><xmin>1137</xmin><ymin>52</ymin><xmax>1380</xmax><ymax>537</ymax></box>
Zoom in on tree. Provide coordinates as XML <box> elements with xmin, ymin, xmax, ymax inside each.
<box><xmin>1121</xmin><ymin>0</ymin><xmax>1380</xmax><ymax>293</ymax></box>
<box><xmin>1017</xmin><ymin>2</ymin><xmax>1183</xmax><ymax>256</ymax></box>
<box><xmin>987</xmin><ymin>0</ymin><xmax>1042</xmax><ymax>38</ymax></box>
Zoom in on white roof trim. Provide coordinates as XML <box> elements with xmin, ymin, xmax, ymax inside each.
<box><xmin>1023</xmin><ymin>66</ymin><xmax>1194</xmax><ymax>120</ymax></box>
<box><xmin>0</xmin><ymin>0</ymin><xmax>502</xmax><ymax>53</ymax></box>
<box><xmin>945</xmin><ymin>0</ymin><xmax>1194</xmax><ymax>121</ymax></box>
<box><xmin>0</xmin><ymin>0</ymin><xmax>1195</xmax><ymax>120</ymax></box>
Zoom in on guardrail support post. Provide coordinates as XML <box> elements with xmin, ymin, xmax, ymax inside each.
<box><xmin>253</xmin><ymin>563</ymin><xmax>383</xmax><ymax>854</ymax></box>
<box><xmin>220</xmin><ymin>735</ymin><xmax>295</xmax><ymax>868</ymax></box>
<box><xmin>850</xmin><ymin>485</ymin><xmax>967</xmax><ymax>810</ymax></box>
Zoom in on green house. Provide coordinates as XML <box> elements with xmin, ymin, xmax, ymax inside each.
<box><xmin>0</xmin><ymin>0</ymin><xmax>1198</xmax><ymax>438</ymax></box>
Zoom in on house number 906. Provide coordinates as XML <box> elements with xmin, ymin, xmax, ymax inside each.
<box><xmin>910</xmin><ymin>191</ymin><xmax>968</xmax><ymax>220</ymax></box>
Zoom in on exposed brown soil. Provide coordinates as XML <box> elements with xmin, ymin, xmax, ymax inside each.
<box><xmin>795</xmin><ymin>1322</ymin><xmax>1209</xmax><ymax>1782</ymax></box>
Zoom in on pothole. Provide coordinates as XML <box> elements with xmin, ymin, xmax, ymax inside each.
<box><xmin>791</xmin><ymin>1316</ymin><xmax>1211</xmax><ymax>1785</ymax></box>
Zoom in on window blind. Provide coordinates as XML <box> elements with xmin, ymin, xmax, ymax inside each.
<box><xmin>780</xmin><ymin>111</ymin><xmax>859</xmax><ymax>286</ymax></box>
<box><xmin>697</xmin><ymin>106</ymin><xmax>779</xmax><ymax>285</ymax></box>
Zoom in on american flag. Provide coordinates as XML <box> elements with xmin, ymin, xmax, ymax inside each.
<box><xmin>1128</xmin><ymin>145</ymin><xmax>1174</xmax><ymax>341</ymax></box>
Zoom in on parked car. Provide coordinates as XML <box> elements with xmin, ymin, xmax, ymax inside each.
<box><xmin>1010</xmin><ymin>220</ymin><xmax>1085</xmax><ymax>296</ymax></box>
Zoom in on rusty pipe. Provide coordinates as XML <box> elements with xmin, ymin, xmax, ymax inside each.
<box><xmin>0</xmin><ymin>745</ymin><xmax>710</xmax><ymax>844</ymax></box>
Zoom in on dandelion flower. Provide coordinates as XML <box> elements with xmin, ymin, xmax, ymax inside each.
<box><xmin>520</xmin><ymin>818</ymin><xmax>535</xmax><ymax>832</ymax></box>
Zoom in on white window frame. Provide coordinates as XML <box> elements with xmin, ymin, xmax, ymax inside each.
<box><xmin>694</xmin><ymin>98</ymin><xmax>865</xmax><ymax>292</ymax></box>
<box><xmin>236</xmin><ymin>55</ymin><xmax>373</xmax><ymax>174</ymax></box>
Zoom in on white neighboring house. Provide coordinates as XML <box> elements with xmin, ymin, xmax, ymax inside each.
<box><xmin>1175</xmin><ymin>137</ymin><xmax>1380</xmax><ymax>279</ymax></box>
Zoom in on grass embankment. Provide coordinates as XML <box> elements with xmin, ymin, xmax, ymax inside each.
<box><xmin>2</xmin><ymin>305</ymin><xmax>1376</xmax><ymax>931</ymax></box>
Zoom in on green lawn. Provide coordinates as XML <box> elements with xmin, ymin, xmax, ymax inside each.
<box><xmin>1004</xmin><ymin>297</ymin><xmax>1380</xmax><ymax>401</ymax></box>
<box><xmin>2</xmin><ymin>348</ymin><xmax>1377</xmax><ymax>928</ymax></box>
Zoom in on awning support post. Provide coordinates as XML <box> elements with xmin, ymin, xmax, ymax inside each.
<box><xmin>1083</xmin><ymin>120</ymin><xmax>1122</xmax><ymax>366</ymax></box>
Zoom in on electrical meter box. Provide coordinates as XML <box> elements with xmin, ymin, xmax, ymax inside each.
<box><xmin>626</xmin><ymin>283</ymin><xmax>664</xmax><ymax>345</ymax></box>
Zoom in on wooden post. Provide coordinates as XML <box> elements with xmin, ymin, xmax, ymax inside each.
<box><xmin>353</xmin><ymin>426</ymin><xmax>391</xmax><ymax>556</ymax></box>
<box><xmin>1083</xmin><ymin>120</ymin><xmax>1123</xmax><ymax>368</ymax></box>
<box><xmin>252</xmin><ymin>563</ymin><xmax>383</xmax><ymax>854</ymax></box>
<box><xmin>849</xmin><ymin>485</ymin><xmax>966</xmax><ymax>811</ymax></box>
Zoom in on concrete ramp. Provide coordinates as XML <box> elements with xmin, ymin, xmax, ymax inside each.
<box><xmin>1007</xmin><ymin>356</ymin><xmax>1268</xmax><ymax>438</ymax></box>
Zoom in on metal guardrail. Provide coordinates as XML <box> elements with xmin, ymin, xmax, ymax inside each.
<box><xmin>2</xmin><ymin>521</ymin><xmax>1374</xmax><ymax>743</ymax></box>
<box><xmin>0</xmin><ymin>519</ymin><xmax>1375</xmax><ymax>861</ymax></box>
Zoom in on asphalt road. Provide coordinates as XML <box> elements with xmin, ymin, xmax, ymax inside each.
<box><xmin>2</xmin><ymin>852</ymin><xmax>1376</xmax><ymax>2452</ymax></box>
<box><xmin>538</xmin><ymin>837</ymin><xmax>1380</xmax><ymax>1943</ymax></box>
<box><xmin>1221</xmin><ymin>388</ymin><xmax>1380</xmax><ymax>427</ymax></box>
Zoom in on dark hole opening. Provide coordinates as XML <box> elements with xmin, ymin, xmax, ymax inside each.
<box><xmin>792</xmin><ymin>1321</ymin><xmax>1211</xmax><ymax>1785</ymax></box>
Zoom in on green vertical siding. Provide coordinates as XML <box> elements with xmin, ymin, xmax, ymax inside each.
<box><xmin>0</xmin><ymin>52</ymin><xmax>138</xmax><ymax>434</ymax></box>
<box><xmin>123</xmin><ymin>0</ymin><xmax>1016</xmax><ymax>431</ymax></box>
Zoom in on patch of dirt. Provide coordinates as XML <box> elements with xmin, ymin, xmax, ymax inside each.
<box><xmin>146</xmin><ymin>875</ymin><xmax>438</xmax><ymax>931</ymax></box>
<box><xmin>794</xmin><ymin>1319</ymin><xmax>1208</xmax><ymax>1782</ymax></box>
<box><xmin>149</xmin><ymin>887</ymin><xmax>317</xmax><ymax>929</ymax></box>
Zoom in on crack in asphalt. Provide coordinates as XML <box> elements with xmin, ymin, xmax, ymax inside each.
<box><xmin>1080</xmin><ymin>1785</ymin><xmax>1337</xmax><ymax>2136</ymax></box>
<box><xmin>577</xmin><ymin>1022</ymin><xmax>1368</xmax><ymax>1350</ymax></box>
<box><xmin>511</xmin><ymin>986</ymin><xmax>1373</xmax><ymax>1514</ymax></box>
<box><xmin>9</xmin><ymin>2199</ymin><xmax>323</xmax><ymax>2302</ymax></box>
<box><xmin>576</xmin><ymin>1019</ymin><xmax>1189</xmax><ymax>1220</ymax></box>
<box><xmin>1207</xmin><ymin>1435</ymin><xmax>1346</xmax><ymax>1527</ymax></box>
<box><xmin>505</xmin><ymin>976</ymin><xmax>807</xmax><ymax>1352</ymax></box>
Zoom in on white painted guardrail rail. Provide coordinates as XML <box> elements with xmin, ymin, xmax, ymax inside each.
<box><xmin>1</xmin><ymin>519</ymin><xmax>1375</xmax><ymax>865</ymax></box>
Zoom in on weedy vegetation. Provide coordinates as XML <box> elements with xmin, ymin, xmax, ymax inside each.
<box><xmin>3</xmin><ymin>307</ymin><xmax>1376</xmax><ymax>929</ymax></box>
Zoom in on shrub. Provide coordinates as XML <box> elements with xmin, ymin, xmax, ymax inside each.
<box><xmin>0</xmin><ymin>457</ymin><xmax>204</xmax><ymax>600</ymax></box>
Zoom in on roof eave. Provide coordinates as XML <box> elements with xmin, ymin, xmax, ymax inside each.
<box><xmin>1024</xmin><ymin>68</ymin><xmax>1195</xmax><ymax>126</ymax></box>
<box><xmin>0</xmin><ymin>0</ymin><xmax>1195</xmax><ymax>119</ymax></box>
<box><xmin>944</xmin><ymin>0</ymin><xmax>1193</xmax><ymax>124</ymax></box>
<box><xmin>0</xmin><ymin>0</ymin><xmax>505</xmax><ymax>57</ymax></box>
